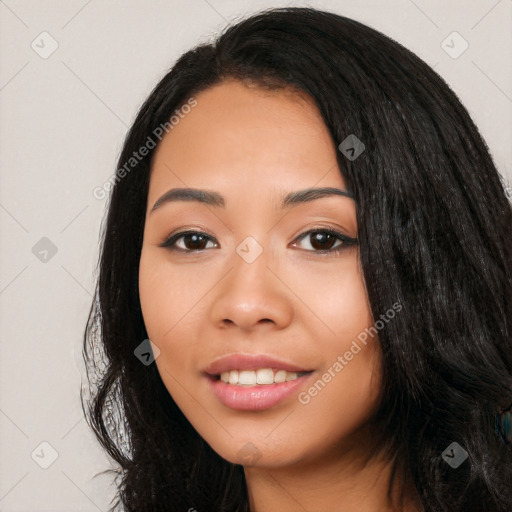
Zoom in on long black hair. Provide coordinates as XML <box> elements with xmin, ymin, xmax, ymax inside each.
<box><xmin>82</xmin><ymin>7</ymin><xmax>512</xmax><ymax>511</ymax></box>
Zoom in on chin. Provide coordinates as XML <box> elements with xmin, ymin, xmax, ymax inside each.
<box><xmin>204</xmin><ymin>433</ymin><xmax>309</xmax><ymax>469</ymax></box>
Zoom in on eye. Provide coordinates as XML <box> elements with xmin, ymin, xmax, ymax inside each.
<box><xmin>292</xmin><ymin>229</ymin><xmax>357</xmax><ymax>254</ymax></box>
<box><xmin>159</xmin><ymin>230</ymin><xmax>218</xmax><ymax>252</ymax></box>
<box><xmin>159</xmin><ymin>228</ymin><xmax>357</xmax><ymax>254</ymax></box>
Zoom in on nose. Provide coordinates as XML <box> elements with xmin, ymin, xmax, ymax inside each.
<box><xmin>209</xmin><ymin>244</ymin><xmax>295</xmax><ymax>332</ymax></box>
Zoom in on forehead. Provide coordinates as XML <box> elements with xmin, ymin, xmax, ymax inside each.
<box><xmin>148</xmin><ymin>79</ymin><xmax>347</xmax><ymax>203</ymax></box>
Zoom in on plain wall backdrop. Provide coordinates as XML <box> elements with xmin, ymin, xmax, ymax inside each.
<box><xmin>0</xmin><ymin>0</ymin><xmax>511</xmax><ymax>510</ymax></box>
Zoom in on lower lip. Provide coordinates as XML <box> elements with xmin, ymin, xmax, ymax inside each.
<box><xmin>206</xmin><ymin>373</ymin><xmax>313</xmax><ymax>411</ymax></box>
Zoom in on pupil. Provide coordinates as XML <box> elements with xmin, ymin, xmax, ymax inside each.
<box><xmin>311</xmin><ymin>232</ymin><xmax>335</xmax><ymax>250</ymax></box>
<box><xmin>186</xmin><ymin>234</ymin><xmax>207</xmax><ymax>250</ymax></box>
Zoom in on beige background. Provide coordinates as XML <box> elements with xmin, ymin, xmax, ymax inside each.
<box><xmin>0</xmin><ymin>0</ymin><xmax>510</xmax><ymax>510</ymax></box>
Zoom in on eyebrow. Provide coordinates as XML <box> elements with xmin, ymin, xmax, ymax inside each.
<box><xmin>150</xmin><ymin>186</ymin><xmax>353</xmax><ymax>213</ymax></box>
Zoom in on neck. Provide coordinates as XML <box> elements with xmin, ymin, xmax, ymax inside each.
<box><xmin>244</xmin><ymin>437</ymin><xmax>422</xmax><ymax>512</ymax></box>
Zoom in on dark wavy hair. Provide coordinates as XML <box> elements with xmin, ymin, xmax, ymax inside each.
<box><xmin>82</xmin><ymin>7</ymin><xmax>512</xmax><ymax>512</ymax></box>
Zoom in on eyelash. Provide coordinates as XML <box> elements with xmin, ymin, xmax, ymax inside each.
<box><xmin>159</xmin><ymin>228</ymin><xmax>358</xmax><ymax>255</ymax></box>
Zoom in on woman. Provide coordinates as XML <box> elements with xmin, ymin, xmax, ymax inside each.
<box><xmin>83</xmin><ymin>7</ymin><xmax>512</xmax><ymax>511</ymax></box>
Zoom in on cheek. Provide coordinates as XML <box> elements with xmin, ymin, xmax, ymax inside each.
<box><xmin>292</xmin><ymin>257</ymin><xmax>381</xmax><ymax>433</ymax></box>
<box><xmin>138</xmin><ymin>249</ymin><xmax>205</xmax><ymax>380</ymax></box>
<box><xmin>138</xmin><ymin>249</ymin><xmax>194</xmax><ymax>339</ymax></box>
<box><xmin>291</xmin><ymin>254</ymin><xmax>374</xmax><ymax>339</ymax></box>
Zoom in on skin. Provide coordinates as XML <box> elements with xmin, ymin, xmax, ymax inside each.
<box><xmin>138</xmin><ymin>79</ymin><xmax>417</xmax><ymax>511</ymax></box>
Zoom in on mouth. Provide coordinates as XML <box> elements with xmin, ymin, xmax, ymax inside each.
<box><xmin>205</xmin><ymin>367</ymin><xmax>315</xmax><ymax>411</ymax></box>
<box><xmin>203</xmin><ymin>353</ymin><xmax>315</xmax><ymax>411</ymax></box>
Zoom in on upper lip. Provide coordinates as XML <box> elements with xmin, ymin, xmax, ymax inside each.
<box><xmin>204</xmin><ymin>353</ymin><xmax>313</xmax><ymax>375</ymax></box>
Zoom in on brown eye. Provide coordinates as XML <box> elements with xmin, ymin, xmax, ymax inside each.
<box><xmin>293</xmin><ymin>229</ymin><xmax>357</xmax><ymax>254</ymax></box>
<box><xmin>308</xmin><ymin>231</ymin><xmax>338</xmax><ymax>251</ymax></box>
<box><xmin>160</xmin><ymin>231</ymin><xmax>217</xmax><ymax>251</ymax></box>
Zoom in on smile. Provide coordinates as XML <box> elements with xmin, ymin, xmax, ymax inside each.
<box><xmin>206</xmin><ymin>371</ymin><xmax>314</xmax><ymax>411</ymax></box>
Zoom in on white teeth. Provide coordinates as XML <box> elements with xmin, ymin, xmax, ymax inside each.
<box><xmin>274</xmin><ymin>370</ymin><xmax>287</xmax><ymax>383</ymax></box>
<box><xmin>218</xmin><ymin>368</ymin><xmax>308</xmax><ymax>386</ymax></box>
<box><xmin>228</xmin><ymin>370</ymin><xmax>239</xmax><ymax>385</ymax></box>
<box><xmin>238</xmin><ymin>370</ymin><xmax>256</xmax><ymax>386</ymax></box>
<box><xmin>256</xmin><ymin>368</ymin><xmax>274</xmax><ymax>384</ymax></box>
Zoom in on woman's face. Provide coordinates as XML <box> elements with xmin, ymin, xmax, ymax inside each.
<box><xmin>139</xmin><ymin>79</ymin><xmax>381</xmax><ymax>468</ymax></box>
